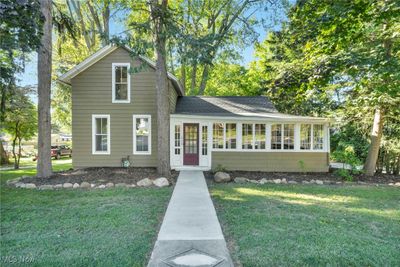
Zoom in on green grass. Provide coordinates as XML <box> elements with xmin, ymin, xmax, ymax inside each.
<box><xmin>210</xmin><ymin>183</ymin><xmax>400</xmax><ymax>266</ymax></box>
<box><xmin>0</xmin><ymin>160</ymin><xmax>172</xmax><ymax>266</ymax></box>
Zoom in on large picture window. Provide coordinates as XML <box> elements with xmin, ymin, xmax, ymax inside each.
<box><xmin>213</xmin><ymin>123</ymin><xmax>224</xmax><ymax>149</ymax></box>
<box><xmin>283</xmin><ymin>124</ymin><xmax>295</xmax><ymax>150</ymax></box>
<box><xmin>112</xmin><ymin>63</ymin><xmax>130</xmax><ymax>103</ymax></box>
<box><xmin>242</xmin><ymin>123</ymin><xmax>253</xmax><ymax>149</ymax></box>
<box><xmin>300</xmin><ymin>124</ymin><xmax>311</xmax><ymax>150</ymax></box>
<box><xmin>271</xmin><ymin>124</ymin><xmax>282</xmax><ymax>149</ymax></box>
<box><xmin>133</xmin><ymin>115</ymin><xmax>151</xmax><ymax>154</ymax></box>
<box><xmin>92</xmin><ymin>115</ymin><xmax>110</xmax><ymax>154</ymax></box>
<box><xmin>254</xmin><ymin>124</ymin><xmax>266</xmax><ymax>150</ymax></box>
<box><xmin>225</xmin><ymin>123</ymin><xmax>237</xmax><ymax>149</ymax></box>
<box><xmin>313</xmin><ymin>124</ymin><xmax>324</xmax><ymax>150</ymax></box>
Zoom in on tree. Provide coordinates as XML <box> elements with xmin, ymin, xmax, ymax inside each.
<box><xmin>37</xmin><ymin>0</ymin><xmax>53</xmax><ymax>178</ymax></box>
<box><xmin>3</xmin><ymin>87</ymin><xmax>37</xmax><ymax>169</ymax></box>
<box><xmin>252</xmin><ymin>0</ymin><xmax>400</xmax><ymax>176</ymax></box>
<box><xmin>149</xmin><ymin>0</ymin><xmax>171</xmax><ymax>176</ymax></box>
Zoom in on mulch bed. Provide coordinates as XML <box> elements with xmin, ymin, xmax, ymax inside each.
<box><xmin>204</xmin><ymin>171</ymin><xmax>400</xmax><ymax>184</ymax></box>
<box><xmin>21</xmin><ymin>167</ymin><xmax>179</xmax><ymax>186</ymax></box>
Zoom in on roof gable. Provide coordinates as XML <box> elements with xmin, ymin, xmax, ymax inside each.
<box><xmin>57</xmin><ymin>45</ymin><xmax>184</xmax><ymax>96</ymax></box>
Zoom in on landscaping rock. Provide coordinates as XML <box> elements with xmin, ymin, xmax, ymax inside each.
<box><xmin>80</xmin><ymin>182</ymin><xmax>91</xmax><ymax>188</ymax></box>
<box><xmin>357</xmin><ymin>181</ymin><xmax>367</xmax><ymax>185</ymax></box>
<box><xmin>15</xmin><ymin>182</ymin><xmax>25</xmax><ymax>188</ymax></box>
<box><xmin>259</xmin><ymin>178</ymin><xmax>267</xmax><ymax>184</ymax></box>
<box><xmin>63</xmin><ymin>183</ymin><xmax>73</xmax><ymax>189</ymax></box>
<box><xmin>234</xmin><ymin>177</ymin><xmax>248</xmax><ymax>183</ymax></box>
<box><xmin>310</xmin><ymin>179</ymin><xmax>316</xmax><ymax>184</ymax></box>
<box><xmin>394</xmin><ymin>182</ymin><xmax>400</xmax><ymax>187</ymax></box>
<box><xmin>288</xmin><ymin>181</ymin><xmax>298</xmax><ymax>184</ymax></box>
<box><xmin>54</xmin><ymin>184</ymin><xmax>63</xmax><ymax>189</ymax></box>
<box><xmin>214</xmin><ymin>172</ymin><xmax>231</xmax><ymax>183</ymax></box>
<box><xmin>128</xmin><ymin>184</ymin><xmax>136</xmax><ymax>188</ymax></box>
<box><xmin>302</xmin><ymin>181</ymin><xmax>310</xmax><ymax>184</ymax></box>
<box><xmin>115</xmin><ymin>183</ymin><xmax>128</xmax><ymax>188</ymax></box>
<box><xmin>315</xmin><ymin>180</ymin><xmax>324</xmax><ymax>185</ymax></box>
<box><xmin>38</xmin><ymin>185</ymin><xmax>53</xmax><ymax>190</ymax></box>
<box><xmin>6</xmin><ymin>177</ymin><xmax>21</xmax><ymax>186</ymax></box>
<box><xmin>98</xmin><ymin>184</ymin><xmax>106</xmax><ymax>189</ymax></box>
<box><xmin>273</xmin><ymin>179</ymin><xmax>282</xmax><ymax>184</ymax></box>
<box><xmin>106</xmin><ymin>182</ymin><xmax>114</xmax><ymax>188</ymax></box>
<box><xmin>25</xmin><ymin>183</ymin><xmax>36</xmax><ymax>189</ymax></box>
<box><xmin>73</xmin><ymin>183</ymin><xmax>80</xmax><ymax>188</ymax></box>
<box><xmin>281</xmin><ymin>178</ymin><xmax>287</xmax><ymax>184</ymax></box>
<box><xmin>336</xmin><ymin>182</ymin><xmax>342</xmax><ymax>185</ymax></box>
<box><xmin>249</xmin><ymin>179</ymin><xmax>259</xmax><ymax>184</ymax></box>
<box><xmin>153</xmin><ymin>177</ymin><xmax>169</xmax><ymax>187</ymax></box>
<box><xmin>91</xmin><ymin>184</ymin><xmax>96</xmax><ymax>188</ymax></box>
<box><xmin>137</xmin><ymin>178</ymin><xmax>153</xmax><ymax>187</ymax></box>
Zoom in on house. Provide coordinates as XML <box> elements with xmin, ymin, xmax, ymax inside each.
<box><xmin>58</xmin><ymin>45</ymin><xmax>331</xmax><ymax>172</ymax></box>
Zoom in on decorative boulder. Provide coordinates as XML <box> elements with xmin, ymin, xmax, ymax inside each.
<box><xmin>15</xmin><ymin>182</ymin><xmax>26</xmax><ymax>188</ymax></box>
<box><xmin>6</xmin><ymin>177</ymin><xmax>21</xmax><ymax>186</ymax></box>
<box><xmin>38</xmin><ymin>185</ymin><xmax>53</xmax><ymax>190</ymax></box>
<box><xmin>315</xmin><ymin>180</ymin><xmax>323</xmax><ymax>185</ymax></box>
<box><xmin>115</xmin><ymin>183</ymin><xmax>127</xmax><ymax>188</ymax></box>
<box><xmin>234</xmin><ymin>177</ymin><xmax>248</xmax><ymax>183</ymax></box>
<box><xmin>281</xmin><ymin>178</ymin><xmax>287</xmax><ymax>184</ymax></box>
<box><xmin>128</xmin><ymin>184</ymin><xmax>136</xmax><ymax>188</ymax></box>
<box><xmin>137</xmin><ymin>178</ymin><xmax>153</xmax><ymax>187</ymax></box>
<box><xmin>98</xmin><ymin>184</ymin><xmax>106</xmax><ymax>189</ymax></box>
<box><xmin>273</xmin><ymin>179</ymin><xmax>282</xmax><ymax>184</ymax></box>
<box><xmin>249</xmin><ymin>179</ymin><xmax>259</xmax><ymax>184</ymax></box>
<box><xmin>54</xmin><ymin>184</ymin><xmax>63</xmax><ymax>189</ymax></box>
<box><xmin>25</xmin><ymin>183</ymin><xmax>36</xmax><ymax>189</ymax></box>
<box><xmin>153</xmin><ymin>177</ymin><xmax>169</xmax><ymax>187</ymax></box>
<box><xmin>302</xmin><ymin>181</ymin><xmax>310</xmax><ymax>184</ymax></box>
<box><xmin>63</xmin><ymin>183</ymin><xmax>73</xmax><ymax>189</ymax></box>
<box><xmin>106</xmin><ymin>182</ymin><xmax>114</xmax><ymax>188</ymax></box>
<box><xmin>73</xmin><ymin>183</ymin><xmax>80</xmax><ymax>188</ymax></box>
<box><xmin>288</xmin><ymin>181</ymin><xmax>298</xmax><ymax>184</ymax></box>
<box><xmin>80</xmin><ymin>182</ymin><xmax>91</xmax><ymax>188</ymax></box>
<box><xmin>214</xmin><ymin>172</ymin><xmax>231</xmax><ymax>183</ymax></box>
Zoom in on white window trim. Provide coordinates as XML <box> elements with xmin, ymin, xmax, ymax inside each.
<box><xmin>133</xmin><ymin>114</ymin><xmax>152</xmax><ymax>155</ymax></box>
<box><xmin>92</xmin><ymin>114</ymin><xmax>111</xmax><ymax>155</ymax></box>
<box><xmin>112</xmin><ymin>63</ymin><xmax>131</xmax><ymax>103</ymax></box>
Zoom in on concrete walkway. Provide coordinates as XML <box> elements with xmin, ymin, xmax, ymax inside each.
<box><xmin>148</xmin><ymin>171</ymin><xmax>233</xmax><ymax>267</ymax></box>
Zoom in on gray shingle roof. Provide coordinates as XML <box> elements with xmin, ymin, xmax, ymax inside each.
<box><xmin>174</xmin><ymin>96</ymin><xmax>278</xmax><ymax>116</ymax></box>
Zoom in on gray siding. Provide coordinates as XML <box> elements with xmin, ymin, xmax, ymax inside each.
<box><xmin>212</xmin><ymin>151</ymin><xmax>329</xmax><ymax>172</ymax></box>
<box><xmin>71</xmin><ymin>47</ymin><xmax>178</xmax><ymax>168</ymax></box>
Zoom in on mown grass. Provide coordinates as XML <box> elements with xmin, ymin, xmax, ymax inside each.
<box><xmin>210</xmin><ymin>183</ymin><xmax>400</xmax><ymax>266</ymax></box>
<box><xmin>0</xmin><ymin>160</ymin><xmax>172</xmax><ymax>267</ymax></box>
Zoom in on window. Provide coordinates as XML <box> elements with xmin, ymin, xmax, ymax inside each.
<box><xmin>255</xmin><ymin>124</ymin><xmax>266</xmax><ymax>150</ymax></box>
<box><xmin>225</xmin><ymin>123</ymin><xmax>237</xmax><ymax>149</ymax></box>
<box><xmin>202</xmin><ymin>125</ymin><xmax>208</xmax><ymax>155</ymax></box>
<box><xmin>112</xmin><ymin>63</ymin><xmax>130</xmax><ymax>103</ymax></box>
<box><xmin>283</xmin><ymin>124</ymin><xmax>295</xmax><ymax>150</ymax></box>
<box><xmin>300</xmin><ymin>124</ymin><xmax>311</xmax><ymax>150</ymax></box>
<box><xmin>313</xmin><ymin>124</ymin><xmax>324</xmax><ymax>150</ymax></box>
<box><xmin>271</xmin><ymin>124</ymin><xmax>282</xmax><ymax>149</ymax></box>
<box><xmin>213</xmin><ymin>123</ymin><xmax>224</xmax><ymax>149</ymax></box>
<box><xmin>133</xmin><ymin>115</ymin><xmax>151</xmax><ymax>154</ymax></box>
<box><xmin>242</xmin><ymin>123</ymin><xmax>253</xmax><ymax>149</ymax></box>
<box><xmin>92</xmin><ymin>115</ymin><xmax>110</xmax><ymax>154</ymax></box>
<box><xmin>174</xmin><ymin>125</ymin><xmax>181</xmax><ymax>155</ymax></box>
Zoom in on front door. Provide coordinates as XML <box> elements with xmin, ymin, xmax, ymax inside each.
<box><xmin>183</xmin><ymin>123</ymin><xmax>199</xmax><ymax>165</ymax></box>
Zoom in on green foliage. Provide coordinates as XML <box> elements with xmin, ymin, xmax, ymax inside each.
<box><xmin>212</xmin><ymin>164</ymin><xmax>227</xmax><ymax>173</ymax></box>
<box><xmin>332</xmin><ymin>145</ymin><xmax>363</xmax><ymax>181</ymax></box>
<box><xmin>298</xmin><ymin>160</ymin><xmax>306</xmax><ymax>173</ymax></box>
<box><xmin>334</xmin><ymin>168</ymin><xmax>353</xmax><ymax>182</ymax></box>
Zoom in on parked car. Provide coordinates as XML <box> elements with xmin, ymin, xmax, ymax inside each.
<box><xmin>51</xmin><ymin>145</ymin><xmax>72</xmax><ymax>159</ymax></box>
<box><xmin>33</xmin><ymin>145</ymin><xmax>72</xmax><ymax>161</ymax></box>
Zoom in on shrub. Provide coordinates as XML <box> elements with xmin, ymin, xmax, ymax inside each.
<box><xmin>212</xmin><ymin>164</ymin><xmax>226</xmax><ymax>173</ymax></box>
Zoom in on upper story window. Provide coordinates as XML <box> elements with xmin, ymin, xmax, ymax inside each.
<box><xmin>133</xmin><ymin>115</ymin><xmax>151</xmax><ymax>154</ymax></box>
<box><xmin>112</xmin><ymin>63</ymin><xmax>130</xmax><ymax>103</ymax></box>
<box><xmin>92</xmin><ymin>115</ymin><xmax>110</xmax><ymax>155</ymax></box>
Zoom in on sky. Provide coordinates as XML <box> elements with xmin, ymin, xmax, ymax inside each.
<box><xmin>18</xmin><ymin>5</ymin><xmax>286</xmax><ymax>89</ymax></box>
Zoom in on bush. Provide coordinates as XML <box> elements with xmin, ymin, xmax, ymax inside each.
<box><xmin>332</xmin><ymin>145</ymin><xmax>363</xmax><ymax>181</ymax></box>
<box><xmin>212</xmin><ymin>164</ymin><xmax>226</xmax><ymax>173</ymax></box>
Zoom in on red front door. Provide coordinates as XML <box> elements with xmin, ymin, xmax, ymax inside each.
<box><xmin>183</xmin><ymin>123</ymin><xmax>199</xmax><ymax>165</ymax></box>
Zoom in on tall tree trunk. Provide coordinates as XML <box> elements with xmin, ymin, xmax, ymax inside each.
<box><xmin>0</xmin><ymin>141</ymin><xmax>10</xmax><ymax>165</ymax></box>
<box><xmin>198</xmin><ymin>64</ymin><xmax>210</xmax><ymax>95</ymax></box>
<box><xmin>364</xmin><ymin>108</ymin><xmax>384</xmax><ymax>176</ymax></box>
<box><xmin>189</xmin><ymin>62</ymin><xmax>197</xmax><ymax>95</ymax></box>
<box><xmin>12</xmin><ymin>125</ymin><xmax>18</xmax><ymax>169</ymax></box>
<box><xmin>102</xmin><ymin>0</ymin><xmax>110</xmax><ymax>45</ymax></box>
<box><xmin>150</xmin><ymin>0</ymin><xmax>170</xmax><ymax>176</ymax></box>
<box><xmin>37</xmin><ymin>0</ymin><xmax>52</xmax><ymax>178</ymax></box>
<box><xmin>17</xmin><ymin>136</ymin><xmax>22</xmax><ymax>169</ymax></box>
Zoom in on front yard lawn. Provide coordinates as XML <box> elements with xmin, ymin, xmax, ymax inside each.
<box><xmin>211</xmin><ymin>184</ymin><xmax>400</xmax><ymax>266</ymax></box>
<box><xmin>1</xmin><ymin>161</ymin><xmax>172</xmax><ymax>266</ymax></box>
